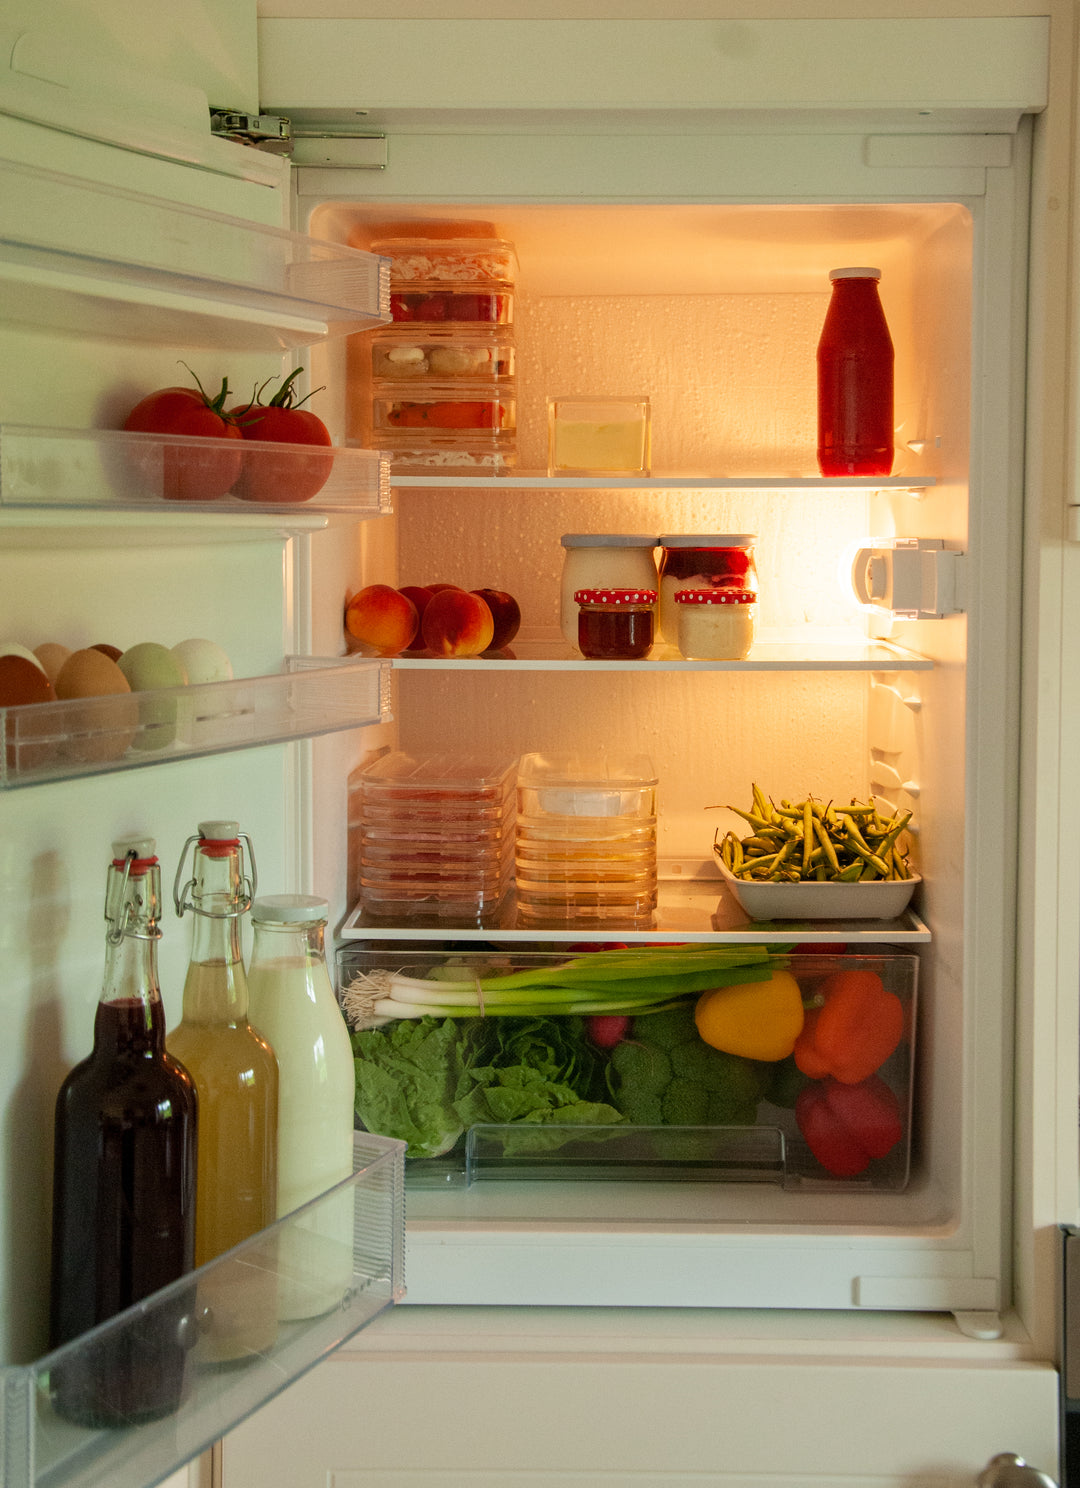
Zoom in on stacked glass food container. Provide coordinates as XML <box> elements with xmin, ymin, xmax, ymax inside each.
<box><xmin>362</xmin><ymin>235</ymin><xmax>518</xmax><ymax>471</ymax></box>
<box><xmin>514</xmin><ymin>752</ymin><xmax>659</xmax><ymax>925</ymax></box>
<box><xmin>353</xmin><ymin>752</ymin><xmax>517</xmax><ymax>922</ymax></box>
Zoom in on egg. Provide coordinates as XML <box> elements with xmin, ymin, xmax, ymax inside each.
<box><xmin>171</xmin><ymin>638</ymin><xmax>234</xmax><ymax>686</ymax></box>
<box><xmin>55</xmin><ymin>649</ymin><xmax>137</xmax><ymax>764</ymax></box>
<box><xmin>117</xmin><ymin>642</ymin><xmax>187</xmax><ymax>753</ymax></box>
<box><xmin>0</xmin><ymin>654</ymin><xmax>55</xmax><ymax>705</ymax></box>
<box><xmin>33</xmin><ymin>643</ymin><xmax>72</xmax><ymax>684</ymax></box>
<box><xmin>117</xmin><ymin>642</ymin><xmax>187</xmax><ymax>693</ymax></box>
<box><xmin>0</xmin><ymin>641</ymin><xmax>48</xmax><ymax>673</ymax></box>
<box><xmin>0</xmin><ymin>656</ymin><xmax>57</xmax><ymax>776</ymax></box>
<box><xmin>91</xmin><ymin>643</ymin><xmax>123</xmax><ymax>663</ymax></box>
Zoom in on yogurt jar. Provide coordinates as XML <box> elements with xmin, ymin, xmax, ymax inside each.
<box><xmin>560</xmin><ymin>535</ymin><xmax>658</xmax><ymax>648</ymax></box>
<box><xmin>657</xmin><ymin>535</ymin><xmax>757</xmax><ymax>642</ymax></box>
<box><xmin>673</xmin><ymin>588</ymin><xmax>757</xmax><ymax>660</ymax></box>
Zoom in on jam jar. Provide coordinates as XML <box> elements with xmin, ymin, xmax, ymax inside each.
<box><xmin>574</xmin><ymin>588</ymin><xmax>657</xmax><ymax>660</ymax></box>
<box><xmin>657</xmin><ymin>534</ymin><xmax>757</xmax><ymax>642</ymax></box>
<box><xmin>560</xmin><ymin>535</ymin><xmax>659</xmax><ymax>647</ymax></box>
<box><xmin>673</xmin><ymin>588</ymin><xmax>757</xmax><ymax>660</ymax></box>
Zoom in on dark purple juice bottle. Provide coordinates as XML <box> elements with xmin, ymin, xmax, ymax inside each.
<box><xmin>49</xmin><ymin>838</ymin><xmax>198</xmax><ymax>1428</ymax></box>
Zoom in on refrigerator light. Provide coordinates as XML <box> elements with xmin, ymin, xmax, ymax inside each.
<box><xmin>850</xmin><ymin>537</ymin><xmax>965</xmax><ymax>619</ymax></box>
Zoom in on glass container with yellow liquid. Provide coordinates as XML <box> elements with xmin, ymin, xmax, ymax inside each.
<box><xmin>168</xmin><ymin>821</ymin><xmax>279</xmax><ymax>1364</ymax></box>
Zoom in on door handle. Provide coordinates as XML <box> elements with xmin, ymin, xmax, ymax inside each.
<box><xmin>977</xmin><ymin>1453</ymin><xmax>1058</xmax><ymax>1488</ymax></box>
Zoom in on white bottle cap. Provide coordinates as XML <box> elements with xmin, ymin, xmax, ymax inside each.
<box><xmin>829</xmin><ymin>267</ymin><xmax>881</xmax><ymax>280</ymax></box>
<box><xmin>252</xmin><ymin>893</ymin><xmax>329</xmax><ymax>924</ymax></box>
<box><xmin>111</xmin><ymin>835</ymin><xmax>156</xmax><ymax>860</ymax></box>
<box><xmin>198</xmin><ymin>820</ymin><xmax>240</xmax><ymax>841</ymax></box>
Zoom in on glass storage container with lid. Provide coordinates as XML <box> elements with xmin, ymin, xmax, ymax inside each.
<box><xmin>371</xmin><ymin>327</ymin><xmax>515</xmax><ymax>382</ymax></box>
<box><xmin>673</xmin><ymin>588</ymin><xmax>757</xmax><ymax>660</ymax></box>
<box><xmin>574</xmin><ymin>587</ymin><xmax>657</xmax><ymax>660</ymax></box>
<box><xmin>657</xmin><ymin>534</ymin><xmax>757</xmax><ymax>642</ymax></box>
<box><xmin>515</xmin><ymin>752</ymin><xmax>659</xmax><ymax>925</ymax></box>
<box><xmin>559</xmin><ymin>534</ymin><xmax>658</xmax><ymax>648</ymax></box>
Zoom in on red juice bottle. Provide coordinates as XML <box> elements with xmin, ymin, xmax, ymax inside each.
<box><xmin>49</xmin><ymin>838</ymin><xmax>198</xmax><ymax>1427</ymax></box>
<box><xmin>816</xmin><ymin>267</ymin><xmax>895</xmax><ymax>478</ymax></box>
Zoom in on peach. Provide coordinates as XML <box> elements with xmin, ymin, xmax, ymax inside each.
<box><xmin>398</xmin><ymin>585</ymin><xmax>434</xmax><ymax>653</ymax></box>
<box><xmin>473</xmin><ymin>589</ymin><xmax>521</xmax><ymax>651</ymax></box>
<box><xmin>344</xmin><ymin>584</ymin><xmax>418</xmax><ymax>656</ymax></box>
<box><xmin>421</xmin><ymin>588</ymin><xmax>494</xmax><ymax>657</ymax></box>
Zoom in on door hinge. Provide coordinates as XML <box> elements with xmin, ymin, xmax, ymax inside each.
<box><xmin>210</xmin><ymin>109</ymin><xmax>294</xmax><ymax>155</ymax></box>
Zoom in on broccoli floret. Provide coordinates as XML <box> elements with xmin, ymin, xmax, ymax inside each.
<box><xmin>607</xmin><ymin>1003</ymin><xmax>769</xmax><ymax>1128</ymax></box>
<box><xmin>607</xmin><ymin>1040</ymin><xmax>673</xmax><ymax>1125</ymax></box>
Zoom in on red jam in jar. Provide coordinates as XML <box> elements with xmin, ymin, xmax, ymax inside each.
<box><xmin>574</xmin><ymin>588</ymin><xmax>657</xmax><ymax>660</ymax></box>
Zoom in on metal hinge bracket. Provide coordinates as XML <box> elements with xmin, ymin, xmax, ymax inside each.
<box><xmin>210</xmin><ymin>109</ymin><xmax>294</xmax><ymax>155</ymax></box>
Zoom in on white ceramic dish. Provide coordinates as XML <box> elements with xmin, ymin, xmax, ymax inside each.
<box><xmin>716</xmin><ymin>860</ymin><xmax>920</xmax><ymax>921</ymax></box>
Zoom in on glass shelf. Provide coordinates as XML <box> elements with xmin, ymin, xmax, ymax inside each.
<box><xmin>340</xmin><ymin>874</ymin><xmax>931</xmax><ymax>944</ymax></box>
<box><xmin>0</xmin><ymin>658</ymin><xmax>390</xmax><ymax>790</ymax></box>
<box><xmin>390</xmin><ymin>472</ymin><xmax>938</xmax><ymax>491</ymax></box>
<box><xmin>0</xmin><ymin>157</ymin><xmax>390</xmax><ymax>351</ymax></box>
<box><xmin>0</xmin><ymin>1133</ymin><xmax>404</xmax><ymax>1488</ymax></box>
<box><xmin>0</xmin><ymin>425</ymin><xmax>391</xmax><ymax>521</ymax></box>
<box><xmin>390</xmin><ymin>636</ymin><xmax>934</xmax><ymax>672</ymax></box>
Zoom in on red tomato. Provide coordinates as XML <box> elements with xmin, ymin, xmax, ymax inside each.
<box><xmin>229</xmin><ymin>369</ymin><xmax>334</xmax><ymax>504</ymax></box>
<box><xmin>123</xmin><ymin>373</ymin><xmax>243</xmax><ymax>501</ymax></box>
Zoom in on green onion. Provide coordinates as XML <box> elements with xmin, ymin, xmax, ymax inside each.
<box><xmin>341</xmin><ymin>944</ymin><xmax>785</xmax><ymax>1027</ymax></box>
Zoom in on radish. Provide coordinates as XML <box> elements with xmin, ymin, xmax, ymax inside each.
<box><xmin>586</xmin><ymin>1014</ymin><xmax>632</xmax><ymax>1049</ymax></box>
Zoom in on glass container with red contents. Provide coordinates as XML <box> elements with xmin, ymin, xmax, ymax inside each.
<box><xmin>657</xmin><ymin>535</ymin><xmax>757</xmax><ymax>643</ymax></box>
<box><xmin>816</xmin><ymin>266</ymin><xmax>894</xmax><ymax>477</ymax></box>
<box><xmin>574</xmin><ymin>587</ymin><xmax>657</xmax><ymax>660</ymax></box>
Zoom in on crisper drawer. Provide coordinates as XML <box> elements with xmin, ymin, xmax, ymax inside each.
<box><xmin>339</xmin><ymin>944</ymin><xmax>916</xmax><ymax>1194</ymax></box>
<box><xmin>0</xmin><ymin>1133</ymin><xmax>404</xmax><ymax>1488</ymax></box>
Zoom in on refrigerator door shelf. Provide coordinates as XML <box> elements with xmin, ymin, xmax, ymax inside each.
<box><xmin>339</xmin><ymin>871</ymin><xmax>932</xmax><ymax>943</ymax></box>
<box><xmin>0</xmin><ymin>1133</ymin><xmax>405</xmax><ymax>1488</ymax></box>
<box><xmin>0</xmin><ymin>156</ymin><xmax>391</xmax><ymax>351</ymax></box>
<box><xmin>0</xmin><ymin>658</ymin><xmax>390</xmax><ymax>790</ymax></box>
<box><xmin>0</xmin><ymin>425</ymin><xmax>391</xmax><ymax>521</ymax></box>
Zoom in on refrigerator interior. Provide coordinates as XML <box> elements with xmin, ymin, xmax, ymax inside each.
<box><xmin>298</xmin><ymin>179</ymin><xmax>1025</xmax><ymax>1309</ymax></box>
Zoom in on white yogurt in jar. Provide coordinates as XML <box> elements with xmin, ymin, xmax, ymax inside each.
<box><xmin>559</xmin><ymin>535</ymin><xmax>658</xmax><ymax>648</ymax></box>
<box><xmin>674</xmin><ymin>588</ymin><xmax>757</xmax><ymax>660</ymax></box>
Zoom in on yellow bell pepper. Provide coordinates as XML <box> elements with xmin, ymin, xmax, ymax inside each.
<box><xmin>694</xmin><ymin>970</ymin><xmax>805</xmax><ymax>1062</ymax></box>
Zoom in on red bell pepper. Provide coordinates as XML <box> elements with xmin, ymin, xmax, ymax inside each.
<box><xmin>795</xmin><ymin>1075</ymin><xmax>903</xmax><ymax>1177</ymax></box>
<box><xmin>793</xmin><ymin>968</ymin><xmax>903</xmax><ymax>1084</ymax></box>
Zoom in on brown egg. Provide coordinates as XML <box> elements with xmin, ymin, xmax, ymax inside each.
<box><xmin>0</xmin><ymin>654</ymin><xmax>56</xmax><ymax>708</ymax></box>
<box><xmin>33</xmin><ymin>643</ymin><xmax>72</xmax><ymax>684</ymax></box>
<box><xmin>0</xmin><ymin>655</ymin><xmax>58</xmax><ymax>776</ymax></box>
<box><xmin>91</xmin><ymin>643</ymin><xmax>123</xmax><ymax>662</ymax></box>
<box><xmin>55</xmin><ymin>649</ymin><xmax>138</xmax><ymax>763</ymax></box>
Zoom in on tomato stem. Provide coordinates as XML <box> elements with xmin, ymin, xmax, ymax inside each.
<box><xmin>177</xmin><ymin>361</ymin><xmax>235</xmax><ymax>417</ymax></box>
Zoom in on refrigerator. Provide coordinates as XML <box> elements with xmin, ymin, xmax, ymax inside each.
<box><xmin>1</xmin><ymin>3</ymin><xmax>1076</xmax><ymax>1486</ymax></box>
